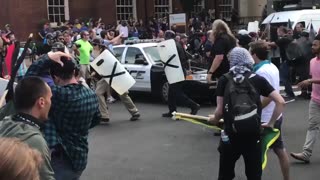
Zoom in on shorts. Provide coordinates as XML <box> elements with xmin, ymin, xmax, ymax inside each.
<box><xmin>269</xmin><ymin>116</ymin><xmax>284</xmax><ymax>149</ymax></box>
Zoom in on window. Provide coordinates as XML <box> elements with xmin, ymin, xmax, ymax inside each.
<box><xmin>116</xmin><ymin>0</ymin><xmax>137</xmax><ymax>21</ymax></box>
<box><xmin>191</xmin><ymin>0</ymin><xmax>205</xmax><ymax>18</ymax></box>
<box><xmin>47</xmin><ymin>0</ymin><xmax>69</xmax><ymax>23</ymax></box>
<box><xmin>143</xmin><ymin>47</ymin><xmax>161</xmax><ymax>63</ymax></box>
<box><xmin>219</xmin><ymin>0</ymin><xmax>233</xmax><ymax>21</ymax></box>
<box><xmin>113</xmin><ymin>47</ymin><xmax>125</xmax><ymax>61</ymax></box>
<box><xmin>125</xmin><ymin>47</ymin><xmax>144</xmax><ymax>64</ymax></box>
<box><xmin>154</xmin><ymin>0</ymin><xmax>172</xmax><ymax>19</ymax></box>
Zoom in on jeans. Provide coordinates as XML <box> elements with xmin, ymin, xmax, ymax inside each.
<box><xmin>280</xmin><ymin>62</ymin><xmax>295</xmax><ymax>97</ymax></box>
<box><xmin>303</xmin><ymin>100</ymin><xmax>320</xmax><ymax>158</ymax></box>
<box><xmin>51</xmin><ymin>149</ymin><xmax>83</xmax><ymax>180</ymax></box>
<box><xmin>168</xmin><ymin>81</ymin><xmax>198</xmax><ymax>112</ymax></box>
<box><xmin>218</xmin><ymin>135</ymin><xmax>262</xmax><ymax>180</ymax></box>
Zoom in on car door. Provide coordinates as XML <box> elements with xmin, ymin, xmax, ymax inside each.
<box><xmin>123</xmin><ymin>47</ymin><xmax>151</xmax><ymax>92</ymax></box>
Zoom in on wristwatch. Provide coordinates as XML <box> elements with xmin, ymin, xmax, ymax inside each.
<box><xmin>208</xmin><ymin>72</ymin><xmax>213</xmax><ymax>74</ymax></box>
<box><xmin>308</xmin><ymin>79</ymin><xmax>312</xmax><ymax>84</ymax></box>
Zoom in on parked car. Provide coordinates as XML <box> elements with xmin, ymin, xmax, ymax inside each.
<box><xmin>113</xmin><ymin>40</ymin><xmax>216</xmax><ymax>103</ymax></box>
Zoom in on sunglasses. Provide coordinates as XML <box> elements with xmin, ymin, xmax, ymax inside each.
<box><xmin>92</xmin><ymin>43</ymin><xmax>99</xmax><ymax>46</ymax></box>
<box><xmin>59</xmin><ymin>38</ymin><xmax>64</xmax><ymax>41</ymax></box>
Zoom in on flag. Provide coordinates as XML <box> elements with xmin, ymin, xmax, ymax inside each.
<box><xmin>287</xmin><ymin>19</ymin><xmax>292</xmax><ymax>30</ymax></box>
<box><xmin>261</xmin><ymin>127</ymin><xmax>280</xmax><ymax>170</ymax></box>
<box><xmin>309</xmin><ymin>21</ymin><xmax>316</xmax><ymax>41</ymax></box>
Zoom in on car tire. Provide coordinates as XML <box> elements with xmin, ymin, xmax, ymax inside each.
<box><xmin>161</xmin><ymin>82</ymin><xmax>169</xmax><ymax>103</ymax></box>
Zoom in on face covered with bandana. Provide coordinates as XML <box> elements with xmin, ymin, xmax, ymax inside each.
<box><xmin>227</xmin><ymin>47</ymin><xmax>255</xmax><ymax>83</ymax></box>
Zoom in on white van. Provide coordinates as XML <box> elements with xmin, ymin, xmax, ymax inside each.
<box><xmin>262</xmin><ymin>9</ymin><xmax>320</xmax><ymax>31</ymax></box>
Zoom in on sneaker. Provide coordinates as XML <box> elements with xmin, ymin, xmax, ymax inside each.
<box><xmin>190</xmin><ymin>104</ymin><xmax>200</xmax><ymax>115</ymax></box>
<box><xmin>282</xmin><ymin>96</ymin><xmax>295</xmax><ymax>104</ymax></box>
<box><xmin>100</xmin><ymin>118</ymin><xmax>110</xmax><ymax>124</ymax></box>
<box><xmin>130</xmin><ymin>113</ymin><xmax>140</xmax><ymax>121</ymax></box>
<box><xmin>107</xmin><ymin>96</ymin><xmax>116</xmax><ymax>103</ymax></box>
<box><xmin>162</xmin><ymin>112</ymin><xmax>173</xmax><ymax>118</ymax></box>
<box><xmin>290</xmin><ymin>152</ymin><xmax>310</xmax><ymax>163</ymax></box>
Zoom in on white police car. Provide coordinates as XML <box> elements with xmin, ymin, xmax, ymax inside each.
<box><xmin>113</xmin><ymin>40</ymin><xmax>216</xmax><ymax>103</ymax></box>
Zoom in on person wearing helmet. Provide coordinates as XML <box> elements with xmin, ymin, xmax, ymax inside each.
<box><xmin>162</xmin><ymin>30</ymin><xmax>200</xmax><ymax>117</ymax></box>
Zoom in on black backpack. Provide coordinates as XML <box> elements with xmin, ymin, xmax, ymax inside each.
<box><xmin>223</xmin><ymin>73</ymin><xmax>262</xmax><ymax>134</ymax></box>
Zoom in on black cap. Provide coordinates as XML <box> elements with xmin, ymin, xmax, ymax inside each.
<box><xmin>164</xmin><ymin>30</ymin><xmax>176</xmax><ymax>40</ymax></box>
<box><xmin>51</xmin><ymin>42</ymin><xmax>65</xmax><ymax>52</ymax></box>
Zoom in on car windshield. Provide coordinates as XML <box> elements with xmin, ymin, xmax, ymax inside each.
<box><xmin>143</xmin><ymin>46</ymin><xmax>161</xmax><ymax>63</ymax></box>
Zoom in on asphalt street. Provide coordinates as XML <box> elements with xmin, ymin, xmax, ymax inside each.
<box><xmin>82</xmin><ymin>95</ymin><xmax>320</xmax><ymax>180</ymax></box>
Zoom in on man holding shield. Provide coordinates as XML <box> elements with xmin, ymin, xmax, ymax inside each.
<box><xmin>162</xmin><ymin>30</ymin><xmax>200</xmax><ymax>118</ymax></box>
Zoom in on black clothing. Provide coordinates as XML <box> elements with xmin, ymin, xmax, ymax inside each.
<box><xmin>168</xmin><ymin>81</ymin><xmax>198</xmax><ymax>112</ymax></box>
<box><xmin>166</xmin><ymin>41</ymin><xmax>198</xmax><ymax>113</ymax></box>
<box><xmin>216</xmin><ymin>74</ymin><xmax>274</xmax><ymax>180</ymax></box>
<box><xmin>218</xmin><ymin>135</ymin><xmax>261</xmax><ymax>180</ymax></box>
<box><xmin>275</xmin><ymin>36</ymin><xmax>293</xmax><ymax>62</ymax></box>
<box><xmin>216</xmin><ymin>74</ymin><xmax>274</xmax><ymax>135</ymax></box>
<box><xmin>209</xmin><ymin>33</ymin><xmax>236</xmax><ymax>78</ymax></box>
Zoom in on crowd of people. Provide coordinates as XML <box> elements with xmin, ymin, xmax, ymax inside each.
<box><xmin>0</xmin><ymin>14</ymin><xmax>320</xmax><ymax>180</ymax></box>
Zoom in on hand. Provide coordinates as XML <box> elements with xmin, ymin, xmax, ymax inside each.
<box><xmin>208</xmin><ymin>114</ymin><xmax>218</xmax><ymax>125</ymax></box>
<box><xmin>206</xmin><ymin>73</ymin><xmax>212</xmax><ymax>83</ymax></box>
<box><xmin>261</xmin><ymin>122</ymin><xmax>273</xmax><ymax>128</ymax></box>
<box><xmin>48</xmin><ymin>51</ymin><xmax>72</xmax><ymax>67</ymax></box>
<box><xmin>297</xmin><ymin>79</ymin><xmax>311</xmax><ymax>88</ymax></box>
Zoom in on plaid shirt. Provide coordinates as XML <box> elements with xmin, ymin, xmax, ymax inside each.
<box><xmin>25</xmin><ymin>55</ymin><xmax>101</xmax><ymax>171</ymax></box>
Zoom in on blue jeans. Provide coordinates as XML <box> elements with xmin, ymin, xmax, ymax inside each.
<box><xmin>280</xmin><ymin>62</ymin><xmax>295</xmax><ymax>97</ymax></box>
<box><xmin>51</xmin><ymin>151</ymin><xmax>83</xmax><ymax>180</ymax></box>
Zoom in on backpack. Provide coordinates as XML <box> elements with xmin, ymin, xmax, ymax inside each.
<box><xmin>223</xmin><ymin>73</ymin><xmax>262</xmax><ymax>134</ymax></box>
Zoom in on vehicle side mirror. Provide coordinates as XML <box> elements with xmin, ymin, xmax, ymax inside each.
<box><xmin>135</xmin><ymin>57</ymin><xmax>148</xmax><ymax>65</ymax></box>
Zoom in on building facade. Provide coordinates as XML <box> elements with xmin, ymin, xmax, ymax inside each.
<box><xmin>1</xmin><ymin>0</ymin><xmax>265</xmax><ymax>40</ymax></box>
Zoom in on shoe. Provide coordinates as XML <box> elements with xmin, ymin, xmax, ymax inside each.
<box><xmin>190</xmin><ymin>104</ymin><xmax>200</xmax><ymax>115</ymax></box>
<box><xmin>100</xmin><ymin>118</ymin><xmax>110</xmax><ymax>124</ymax></box>
<box><xmin>130</xmin><ymin>113</ymin><xmax>140</xmax><ymax>121</ymax></box>
<box><xmin>290</xmin><ymin>152</ymin><xmax>310</xmax><ymax>163</ymax></box>
<box><xmin>282</xmin><ymin>96</ymin><xmax>295</xmax><ymax>104</ymax></box>
<box><xmin>162</xmin><ymin>112</ymin><xmax>173</xmax><ymax>118</ymax></box>
<box><xmin>107</xmin><ymin>96</ymin><xmax>116</xmax><ymax>103</ymax></box>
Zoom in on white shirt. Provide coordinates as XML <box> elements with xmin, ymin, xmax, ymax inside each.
<box><xmin>119</xmin><ymin>25</ymin><xmax>128</xmax><ymax>38</ymax></box>
<box><xmin>256</xmin><ymin>62</ymin><xmax>281</xmax><ymax>123</ymax></box>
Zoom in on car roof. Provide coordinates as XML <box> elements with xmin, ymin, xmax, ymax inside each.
<box><xmin>114</xmin><ymin>43</ymin><xmax>158</xmax><ymax>48</ymax></box>
<box><xmin>262</xmin><ymin>9</ymin><xmax>320</xmax><ymax>24</ymax></box>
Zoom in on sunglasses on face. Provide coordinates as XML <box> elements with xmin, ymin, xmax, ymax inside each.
<box><xmin>59</xmin><ymin>38</ymin><xmax>64</xmax><ymax>41</ymax></box>
<box><xmin>92</xmin><ymin>43</ymin><xmax>99</xmax><ymax>46</ymax></box>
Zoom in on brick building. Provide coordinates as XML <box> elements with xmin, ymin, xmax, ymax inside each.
<box><xmin>0</xmin><ymin>0</ymin><xmax>260</xmax><ymax>40</ymax></box>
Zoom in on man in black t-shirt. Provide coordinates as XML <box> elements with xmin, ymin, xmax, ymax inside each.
<box><xmin>207</xmin><ymin>19</ymin><xmax>237</xmax><ymax>82</ymax></box>
<box><xmin>209</xmin><ymin>47</ymin><xmax>285</xmax><ymax>180</ymax></box>
<box><xmin>269</xmin><ymin>26</ymin><xmax>295</xmax><ymax>102</ymax></box>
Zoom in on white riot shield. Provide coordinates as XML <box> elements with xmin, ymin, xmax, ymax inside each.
<box><xmin>90</xmin><ymin>50</ymin><xmax>136</xmax><ymax>95</ymax></box>
<box><xmin>157</xmin><ymin>39</ymin><xmax>185</xmax><ymax>84</ymax></box>
<box><xmin>0</xmin><ymin>78</ymin><xmax>9</xmax><ymax>97</ymax></box>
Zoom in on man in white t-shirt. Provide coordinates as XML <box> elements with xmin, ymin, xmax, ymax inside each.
<box><xmin>250</xmin><ymin>41</ymin><xmax>290</xmax><ymax>180</ymax></box>
<box><xmin>119</xmin><ymin>21</ymin><xmax>128</xmax><ymax>43</ymax></box>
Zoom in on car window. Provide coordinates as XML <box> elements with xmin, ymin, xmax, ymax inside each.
<box><xmin>113</xmin><ymin>47</ymin><xmax>125</xmax><ymax>61</ymax></box>
<box><xmin>143</xmin><ymin>46</ymin><xmax>161</xmax><ymax>63</ymax></box>
<box><xmin>125</xmin><ymin>47</ymin><xmax>144</xmax><ymax>64</ymax></box>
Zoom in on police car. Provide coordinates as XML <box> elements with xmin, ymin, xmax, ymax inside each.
<box><xmin>113</xmin><ymin>39</ymin><xmax>216</xmax><ymax>103</ymax></box>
